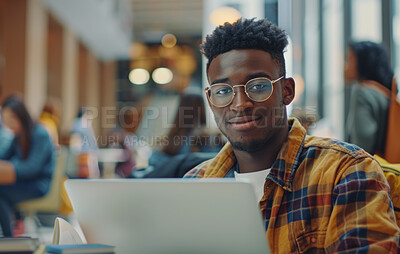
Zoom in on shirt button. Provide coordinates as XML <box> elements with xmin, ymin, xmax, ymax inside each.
<box><xmin>311</xmin><ymin>237</ymin><xmax>317</xmax><ymax>243</ymax></box>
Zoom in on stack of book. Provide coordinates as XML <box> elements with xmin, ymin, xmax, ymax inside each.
<box><xmin>45</xmin><ymin>244</ymin><xmax>115</xmax><ymax>254</ymax></box>
<box><xmin>0</xmin><ymin>237</ymin><xmax>41</xmax><ymax>254</ymax></box>
<box><xmin>45</xmin><ymin>217</ymin><xmax>115</xmax><ymax>253</ymax></box>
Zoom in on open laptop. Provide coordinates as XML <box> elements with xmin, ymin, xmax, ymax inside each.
<box><xmin>65</xmin><ymin>179</ymin><xmax>269</xmax><ymax>254</ymax></box>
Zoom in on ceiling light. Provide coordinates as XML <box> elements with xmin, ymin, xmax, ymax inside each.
<box><xmin>152</xmin><ymin>67</ymin><xmax>173</xmax><ymax>85</ymax></box>
<box><xmin>209</xmin><ymin>7</ymin><xmax>241</xmax><ymax>26</ymax></box>
<box><xmin>161</xmin><ymin>33</ymin><xmax>177</xmax><ymax>48</ymax></box>
<box><xmin>129</xmin><ymin>68</ymin><xmax>150</xmax><ymax>85</ymax></box>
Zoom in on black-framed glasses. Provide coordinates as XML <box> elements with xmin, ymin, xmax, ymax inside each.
<box><xmin>205</xmin><ymin>76</ymin><xmax>284</xmax><ymax>107</ymax></box>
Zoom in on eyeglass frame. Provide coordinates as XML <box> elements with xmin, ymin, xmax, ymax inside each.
<box><xmin>204</xmin><ymin>76</ymin><xmax>285</xmax><ymax>108</ymax></box>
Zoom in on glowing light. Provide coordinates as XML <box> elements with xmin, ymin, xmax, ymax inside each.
<box><xmin>161</xmin><ymin>33</ymin><xmax>177</xmax><ymax>48</ymax></box>
<box><xmin>129</xmin><ymin>68</ymin><xmax>150</xmax><ymax>85</ymax></box>
<box><xmin>152</xmin><ymin>67</ymin><xmax>173</xmax><ymax>84</ymax></box>
<box><xmin>129</xmin><ymin>43</ymin><xmax>148</xmax><ymax>59</ymax></box>
<box><xmin>293</xmin><ymin>74</ymin><xmax>305</xmax><ymax>103</ymax></box>
<box><xmin>209</xmin><ymin>7</ymin><xmax>241</xmax><ymax>26</ymax></box>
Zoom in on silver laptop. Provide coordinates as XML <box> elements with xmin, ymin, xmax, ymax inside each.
<box><xmin>65</xmin><ymin>179</ymin><xmax>269</xmax><ymax>254</ymax></box>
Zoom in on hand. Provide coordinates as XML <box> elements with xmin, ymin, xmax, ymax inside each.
<box><xmin>0</xmin><ymin>160</ymin><xmax>16</xmax><ymax>184</ymax></box>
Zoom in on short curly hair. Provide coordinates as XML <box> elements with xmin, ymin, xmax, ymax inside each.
<box><xmin>201</xmin><ymin>18</ymin><xmax>288</xmax><ymax>76</ymax></box>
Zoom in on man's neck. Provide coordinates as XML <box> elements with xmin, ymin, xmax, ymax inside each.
<box><xmin>233</xmin><ymin>124</ymin><xmax>289</xmax><ymax>174</ymax></box>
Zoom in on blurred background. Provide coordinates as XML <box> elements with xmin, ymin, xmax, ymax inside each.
<box><xmin>1</xmin><ymin>0</ymin><xmax>400</xmax><ymax>242</ymax></box>
<box><xmin>1</xmin><ymin>0</ymin><xmax>399</xmax><ymax>144</ymax></box>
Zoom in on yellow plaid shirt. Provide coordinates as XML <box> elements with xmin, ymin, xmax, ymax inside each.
<box><xmin>185</xmin><ymin>118</ymin><xmax>400</xmax><ymax>253</ymax></box>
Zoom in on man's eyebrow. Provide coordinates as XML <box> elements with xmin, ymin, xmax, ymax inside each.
<box><xmin>210</xmin><ymin>72</ymin><xmax>272</xmax><ymax>85</ymax></box>
<box><xmin>210</xmin><ymin>78</ymin><xmax>229</xmax><ymax>85</ymax></box>
<box><xmin>247</xmin><ymin>72</ymin><xmax>272</xmax><ymax>80</ymax></box>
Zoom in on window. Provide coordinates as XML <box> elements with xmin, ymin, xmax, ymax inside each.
<box><xmin>351</xmin><ymin>0</ymin><xmax>382</xmax><ymax>42</ymax></box>
<box><xmin>322</xmin><ymin>0</ymin><xmax>344</xmax><ymax>139</ymax></box>
<box><xmin>394</xmin><ymin>0</ymin><xmax>400</xmax><ymax>79</ymax></box>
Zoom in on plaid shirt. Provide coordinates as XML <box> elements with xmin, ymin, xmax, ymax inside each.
<box><xmin>184</xmin><ymin>118</ymin><xmax>400</xmax><ymax>253</ymax></box>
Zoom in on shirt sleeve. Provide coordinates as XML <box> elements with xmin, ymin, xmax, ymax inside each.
<box><xmin>328</xmin><ymin>157</ymin><xmax>400</xmax><ymax>253</ymax></box>
<box><xmin>183</xmin><ymin>160</ymin><xmax>209</xmax><ymax>178</ymax></box>
<box><xmin>11</xmin><ymin>126</ymin><xmax>54</xmax><ymax>180</ymax></box>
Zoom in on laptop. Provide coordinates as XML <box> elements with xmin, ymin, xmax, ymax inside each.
<box><xmin>65</xmin><ymin>179</ymin><xmax>269</xmax><ymax>254</ymax></box>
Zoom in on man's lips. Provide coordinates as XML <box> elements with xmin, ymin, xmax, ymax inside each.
<box><xmin>227</xmin><ymin>116</ymin><xmax>262</xmax><ymax>130</ymax></box>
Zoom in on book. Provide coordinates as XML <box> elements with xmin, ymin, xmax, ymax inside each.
<box><xmin>51</xmin><ymin>217</ymin><xmax>85</xmax><ymax>245</ymax></box>
<box><xmin>49</xmin><ymin>217</ymin><xmax>114</xmax><ymax>254</ymax></box>
<box><xmin>45</xmin><ymin>244</ymin><xmax>115</xmax><ymax>254</ymax></box>
<box><xmin>0</xmin><ymin>237</ymin><xmax>40</xmax><ymax>253</ymax></box>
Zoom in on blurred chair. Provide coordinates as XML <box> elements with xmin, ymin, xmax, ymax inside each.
<box><xmin>15</xmin><ymin>147</ymin><xmax>68</xmax><ymax>234</ymax></box>
<box><xmin>375</xmin><ymin>155</ymin><xmax>400</xmax><ymax>228</ymax></box>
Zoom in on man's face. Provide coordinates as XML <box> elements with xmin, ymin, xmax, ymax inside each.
<box><xmin>207</xmin><ymin>49</ymin><xmax>293</xmax><ymax>152</ymax></box>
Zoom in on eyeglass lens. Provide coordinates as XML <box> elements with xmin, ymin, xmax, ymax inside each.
<box><xmin>209</xmin><ymin>78</ymin><xmax>273</xmax><ymax>106</ymax></box>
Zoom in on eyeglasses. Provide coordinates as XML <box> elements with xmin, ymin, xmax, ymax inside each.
<box><xmin>205</xmin><ymin>76</ymin><xmax>284</xmax><ymax>107</ymax></box>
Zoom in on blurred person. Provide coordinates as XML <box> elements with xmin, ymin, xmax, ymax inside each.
<box><xmin>153</xmin><ymin>90</ymin><xmax>225</xmax><ymax>160</ymax></box>
<box><xmin>344</xmin><ymin>41</ymin><xmax>394</xmax><ymax>155</ymax></box>
<box><xmin>0</xmin><ymin>84</ymin><xmax>13</xmax><ymax>158</ymax></box>
<box><xmin>122</xmin><ymin>105</ymin><xmax>142</xmax><ymax>134</ymax></box>
<box><xmin>70</xmin><ymin>107</ymin><xmax>98</xmax><ymax>151</ymax></box>
<box><xmin>119</xmin><ymin>106</ymin><xmax>151</xmax><ymax>168</ymax></box>
<box><xmin>38</xmin><ymin>97</ymin><xmax>61</xmax><ymax>149</ymax></box>
<box><xmin>161</xmin><ymin>91</ymin><xmax>208</xmax><ymax>156</ymax></box>
<box><xmin>184</xmin><ymin>18</ymin><xmax>400</xmax><ymax>252</ymax></box>
<box><xmin>132</xmin><ymin>91</ymin><xmax>221</xmax><ymax>178</ymax></box>
<box><xmin>69</xmin><ymin>107</ymin><xmax>99</xmax><ymax>178</ymax></box>
<box><xmin>0</xmin><ymin>95</ymin><xmax>55</xmax><ymax>236</ymax></box>
<box><xmin>106</xmin><ymin>127</ymin><xmax>136</xmax><ymax>178</ymax></box>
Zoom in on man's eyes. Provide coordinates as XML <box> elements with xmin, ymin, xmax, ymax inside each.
<box><xmin>214</xmin><ymin>87</ymin><xmax>233</xmax><ymax>95</ymax></box>
<box><xmin>247</xmin><ymin>83</ymin><xmax>269</xmax><ymax>92</ymax></box>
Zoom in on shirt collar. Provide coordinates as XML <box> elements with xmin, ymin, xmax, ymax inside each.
<box><xmin>205</xmin><ymin>118</ymin><xmax>307</xmax><ymax>191</ymax></box>
<box><xmin>267</xmin><ymin>118</ymin><xmax>306</xmax><ymax>192</ymax></box>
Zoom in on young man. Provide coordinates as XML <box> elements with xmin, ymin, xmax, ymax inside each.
<box><xmin>184</xmin><ymin>18</ymin><xmax>400</xmax><ymax>253</ymax></box>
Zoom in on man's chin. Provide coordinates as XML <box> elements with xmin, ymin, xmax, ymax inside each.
<box><xmin>230</xmin><ymin>139</ymin><xmax>267</xmax><ymax>152</ymax></box>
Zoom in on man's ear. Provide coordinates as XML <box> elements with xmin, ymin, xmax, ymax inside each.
<box><xmin>282</xmin><ymin>77</ymin><xmax>295</xmax><ymax>105</ymax></box>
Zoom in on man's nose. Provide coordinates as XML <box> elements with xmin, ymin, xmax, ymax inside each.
<box><xmin>229</xmin><ymin>86</ymin><xmax>253</xmax><ymax>111</ymax></box>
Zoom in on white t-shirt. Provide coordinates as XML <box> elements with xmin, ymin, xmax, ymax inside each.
<box><xmin>234</xmin><ymin>168</ymin><xmax>271</xmax><ymax>203</ymax></box>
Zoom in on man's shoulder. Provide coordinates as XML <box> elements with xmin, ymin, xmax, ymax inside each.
<box><xmin>299</xmin><ymin>136</ymin><xmax>385</xmax><ymax>194</ymax></box>
<box><xmin>304</xmin><ymin>135</ymin><xmax>371</xmax><ymax>160</ymax></box>
<box><xmin>183</xmin><ymin>159</ymin><xmax>214</xmax><ymax>178</ymax></box>
<box><xmin>184</xmin><ymin>143</ymin><xmax>236</xmax><ymax>178</ymax></box>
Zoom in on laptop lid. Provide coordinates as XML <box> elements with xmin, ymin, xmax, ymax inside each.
<box><xmin>65</xmin><ymin>179</ymin><xmax>269</xmax><ymax>254</ymax></box>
